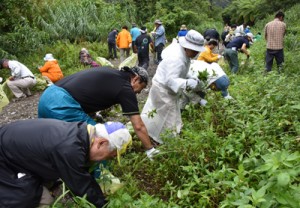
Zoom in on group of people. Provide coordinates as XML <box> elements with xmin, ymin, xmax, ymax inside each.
<box><xmin>0</xmin><ymin>11</ymin><xmax>286</xmax><ymax>208</ymax></box>
<box><xmin>221</xmin><ymin>11</ymin><xmax>286</xmax><ymax>73</ymax></box>
<box><xmin>107</xmin><ymin>19</ymin><xmax>167</xmax><ymax>68</ymax></box>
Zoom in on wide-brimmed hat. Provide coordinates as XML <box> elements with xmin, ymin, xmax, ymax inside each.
<box><xmin>178</xmin><ymin>29</ymin><xmax>205</xmax><ymax>52</ymax></box>
<box><xmin>180</xmin><ymin>24</ymin><xmax>187</xmax><ymax>30</ymax></box>
<box><xmin>95</xmin><ymin>122</ymin><xmax>132</xmax><ymax>164</ymax></box>
<box><xmin>154</xmin><ymin>19</ymin><xmax>162</xmax><ymax>24</ymax></box>
<box><xmin>44</xmin><ymin>53</ymin><xmax>55</xmax><ymax>61</ymax></box>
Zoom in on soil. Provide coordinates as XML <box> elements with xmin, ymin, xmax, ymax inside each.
<box><xmin>0</xmin><ymin>56</ymin><xmax>157</xmax><ymax>125</ymax></box>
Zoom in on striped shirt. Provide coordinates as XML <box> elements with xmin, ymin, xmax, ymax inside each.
<box><xmin>264</xmin><ymin>18</ymin><xmax>286</xmax><ymax>50</ymax></box>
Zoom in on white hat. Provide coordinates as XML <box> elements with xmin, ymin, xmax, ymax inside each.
<box><xmin>178</xmin><ymin>30</ymin><xmax>205</xmax><ymax>52</ymax></box>
<box><xmin>246</xmin><ymin>32</ymin><xmax>254</xmax><ymax>41</ymax></box>
<box><xmin>44</xmin><ymin>53</ymin><xmax>55</xmax><ymax>61</ymax></box>
<box><xmin>95</xmin><ymin>122</ymin><xmax>132</xmax><ymax>164</ymax></box>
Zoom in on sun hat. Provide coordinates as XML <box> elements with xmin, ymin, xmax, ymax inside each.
<box><xmin>131</xmin><ymin>66</ymin><xmax>149</xmax><ymax>85</ymax></box>
<box><xmin>140</xmin><ymin>26</ymin><xmax>147</xmax><ymax>33</ymax></box>
<box><xmin>154</xmin><ymin>19</ymin><xmax>162</xmax><ymax>25</ymax></box>
<box><xmin>44</xmin><ymin>53</ymin><xmax>55</xmax><ymax>61</ymax></box>
<box><xmin>95</xmin><ymin>122</ymin><xmax>132</xmax><ymax>164</ymax></box>
<box><xmin>180</xmin><ymin>24</ymin><xmax>187</xmax><ymax>30</ymax></box>
<box><xmin>178</xmin><ymin>29</ymin><xmax>205</xmax><ymax>52</ymax></box>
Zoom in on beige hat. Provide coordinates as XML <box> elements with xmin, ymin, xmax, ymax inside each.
<box><xmin>154</xmin><ymin>19</ymin><xmax>162</xmax><ymax>24</ymax></box>
<box><xmin>178</xmin><ymin>30</ymin><xmax>205</xmax><ymax>52</ymax></box>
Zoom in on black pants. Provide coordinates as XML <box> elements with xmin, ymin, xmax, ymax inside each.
<box><xmin>138</xmin><ymin>54</ymin><xmax>150</xmax><ymax>70</ymax></box>
<box><xmin>155</xmin><ymin>43</ymin><xmax>164</xmax><ymax>63</ymax></box>
<box><xmin>0</xmin><ymin>160</ymin><xmax>43</xmax><ymax>208</ymax></box>
<box><xmin>108</xmin><ymin>42</ymin><xmax>117</xmax><ymax>59</ymax></box>
<box><xmin>265</xmin><ymin>49</ymin><xmax>284</xmax><ymax>72</ymax></box>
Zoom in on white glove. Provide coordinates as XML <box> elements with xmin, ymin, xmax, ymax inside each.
<box><xmin>0</xmin><ymin>77</ymin><xmax>2</xmax><ymax>83</ymax></box>
<box><xmin>186</xmin><ymin>79</ymin><xmax>198</xmax><ymax>90</ymax></box>
<box><xmin>129</xmin><ymin>43</ymin><xmax>132</xmax><ymax>48</ymax></box>
<box><xmin>145</xmin><ymin>147</ymin><xmax>160</xmax><ymax>161</ymax></box>
<box><xmin>217</xmin><ymin>55</ymin><xmax>222</xmax><ymax>59</ymax></box>
<box><xmin>199</xmin><ymin>99</ymin><xmax>208</xmax><ymax>106</ymax></box>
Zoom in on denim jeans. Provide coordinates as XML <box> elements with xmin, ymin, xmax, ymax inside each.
<box><xmin>214</xmin><ymin>75</ymin><xmax>230</xmax><ymax>97</ymax></box>
<box><xmin>224</xmin><ymin>48</ymin><xmax>239</xmax><ymax>73</ymax></box>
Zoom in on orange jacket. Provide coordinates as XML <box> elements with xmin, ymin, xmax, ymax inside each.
<box><xmin>39</xmin><ymin>60</ymin><xmax>64</xmax><ymax>82</ymax></box>
<box><xmin>116</xmin><ymin>29</ymin><xmax>132</xmax><ymax>49</ymax></box>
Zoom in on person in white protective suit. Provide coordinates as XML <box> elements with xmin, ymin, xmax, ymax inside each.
<box><xmin>180</xmin><ymin>60</ymin><xmax>232</xmax><ymax>109</ymax></box>
<box><xmin>141</xmin><ymin>30</ymin><xmax>205</xmax><ymax>144</ymax></box>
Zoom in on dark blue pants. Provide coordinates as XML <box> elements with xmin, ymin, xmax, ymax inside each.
<box><xmin>265</xmin><ymin>49</ymin><xmax>284</xmax><ymax>72</ymax></box>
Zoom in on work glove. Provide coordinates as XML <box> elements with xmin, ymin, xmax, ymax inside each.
<box><xmin>145</xmin><ymin>147</ymin><xmax>160</xmax><ymax>161</ymax></box>
<box><xmin>129</xmin><ymin>43</ymin><xmax>132</xmax><ymax>48</ymax></box>
<box><xmin>199</xmin><ymin>99</ymin><xmax>208</xmax><ymax>106</ymax></box>
<box><xmin>185</xmin><ymin>79</ymin><xmax>198</xmax><ymax>91</ymax></box>
<box><xmin>217</xmin><ymin>55</ymin><xmax>222</xmax><ymax>59</ymax></box>
<box><xmin>0</xmin><ymin>77</ymin><xmax>2</xmax><ymax>83</ymax></box>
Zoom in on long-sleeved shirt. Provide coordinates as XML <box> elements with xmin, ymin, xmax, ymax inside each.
<box><xmin>39</xmin><ymin>60</ymin><xmax>64</xmax><ymax>82</ymax></box>
<box><xmin>116</xmin><ymin>29</ymin><xmax>132</xmax><ymax>49</ymax></box>
<box><xmin>0</xmin><ymin>119</ymin><xmax>106</xmax><ymax>208</ymax></box>
<box><xmin>154</xmin><ymin>25</ymin><xmax>166</xmax><ymax>47</ymax></box>
<box><xmin>197</xmin><ymin>46</ymin><xmax>219</xmax><ymax>63</ymax></box>
<box><xmin>264</xmin><ymin>18</ymin><xmax>286</xmax><ymax>50</ymax></box>
<box><xmin>8</xmin><ymin>60</ymin><xmax>34</xmax><ymax>79</ymax></box>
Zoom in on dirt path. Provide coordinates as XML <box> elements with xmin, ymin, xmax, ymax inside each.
<box><xmin>0</xmin><ymin>55</ymin><xmax>157</xmax><ymax>126</ymax></box>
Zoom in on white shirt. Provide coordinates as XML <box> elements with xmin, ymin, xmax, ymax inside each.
<box><xmin>8</xmin><ymin>60</ymin><xmax>34</xmax><ymax>79</ymax></box>
<box><xmin>153</xmin><ymin>39</ymin><xmax>190</xmax><ymax>94</ymax></box>
<box><xmin>189</xmin><ymin>60</ymin><xmax>226</xmax><ymax>86</ymax></box>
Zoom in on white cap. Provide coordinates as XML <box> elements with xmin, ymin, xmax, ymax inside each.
<box><xmin>44</xmin><ymin>53</ymin><xmax>55</xmax><ymax>61</ymax></box>
<box><xmin>95</xmin><ymin>122</ymin><xmax>132</xmax><ymax>164</ymax></box>
<box><xmin>246</xmin><ymin>33</ymin><xmax>254</xmax><ymax>41</ymax></box>
<box><xmin>178</xmin><ymin>30</ymin><xmax>205</xmax><ymax>52</ymax></box>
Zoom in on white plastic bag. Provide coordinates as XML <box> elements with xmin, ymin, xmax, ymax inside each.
<box><xmin>118</xmin><ymin>53</ymin><xmax>138</xmax><ymax>70</ymax></box>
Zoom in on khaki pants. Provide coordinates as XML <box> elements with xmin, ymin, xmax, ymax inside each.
<box><xmin>7</xmin><ymin>77</ymin><xmax>36</xmax><ymax>98</ymax></box>
<box><xmin>119</xmin><ymin>48</ymin><xmax>130</xmax><ymax>62</ymax></box>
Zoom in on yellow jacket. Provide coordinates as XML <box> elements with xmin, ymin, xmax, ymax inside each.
<box><xmin>39</xmin><ymin>60</ymin><xmax>64</xmax><ymax>82</ymax></box>
<box><xmin>197</xmin><ymin>46</ymin><xmax>219</xmax><ymax>63</ymax></box>
<box><xmin>116</xmin><ymin>29</ymin><xmax>132</xmax><ymax>49</ymax></box>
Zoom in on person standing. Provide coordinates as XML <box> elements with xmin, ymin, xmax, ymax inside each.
<box><xmin>151</xmin><ymin>19</ymin><xmax>166</xmax><ymax>64</ymax></box>
<box><xmin>223</xmin><ymin>33</ymin><xmax>253</xmax><ymax>73</ymax></box>
<box><xmin>177</xmin><ymin>24</ymin><xmax>188</xmax><ymax>38</ymax></box>
<box><xmin>141</xmin><ymin>30</ymin><xmax>205</xmax><ymax>144</ymax></box>
<box><xmin>0</xmin><ymin>118</ymin><xmax>131</xmax><ymax>208</ymax></box>
<box><xmin>0</xmin><ymin>59</ymin><xmax>36</xmax><ymax>101</ymax></box>
<box><xmin>38</xmin><ymin>53</ymin><xmax>64</xmax><ymax>86</ymax></box>
<box><xmin>38</xmin><ymin>66</ymin><xmax>159</xmax><ymax>160</ymax></box>
<box><xmin>116</xmin><ymin>25</ymin><xmax>132</xmax><ymax>62</ymax></box>
<box><xmin>107</xmin><ymin>29</ymin><xmax>118</xmax><ymax>60</ymax></box>
<box><xmin>264</xmin><ymin>11</ymin><xmax>286</xmax><ymax>73</ymax></box>
<box><xmin>134</xmin><ymin>26</ymin><xmax>153</xmax><ymax>70</ymax></box>
<box><xmin>130</xmin><ymin>23</ymin><xmax>141</xmax><ymax>53</ymax></box>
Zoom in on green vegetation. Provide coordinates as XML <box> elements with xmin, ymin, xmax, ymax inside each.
<box><xmin>0</xmin><ymin>0</ymin><xmax>299</xmax><ymax>207</ymax></box>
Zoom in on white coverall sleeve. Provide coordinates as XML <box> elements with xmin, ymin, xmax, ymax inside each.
<box><xmin>164</xmin><ymin>59</ymin><xmax>188</xmax><ymax>94</ymax></box>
